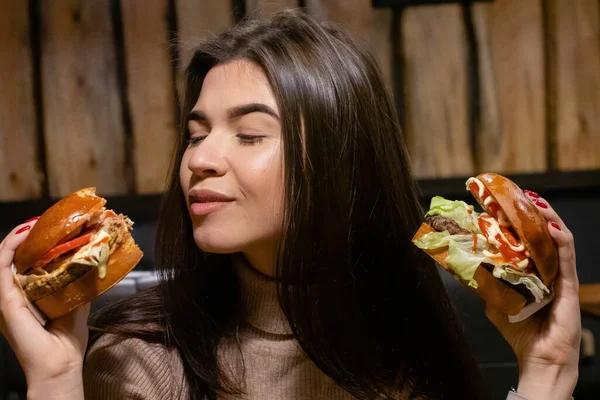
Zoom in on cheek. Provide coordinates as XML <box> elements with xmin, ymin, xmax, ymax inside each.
<box><xmin>241</xmin><ymin>151</ymin><xmax>284</xmax><ymax>217</ymax></box>
<box><xmin>179</xmin><ymin>153</ymin><xmax>191</xmax><ymax>190</ymax></box>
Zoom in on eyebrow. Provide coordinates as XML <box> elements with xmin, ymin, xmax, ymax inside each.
<box><xmin>186</xmin><ymin>103</ymin><xmax>280</xmax><ymax>124</ymax></box>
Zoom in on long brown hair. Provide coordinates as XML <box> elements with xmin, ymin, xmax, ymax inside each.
<box><xmin>89</xmin><ymin>10</ymin><xmax>488</xmax><ymax>399</ymax></box>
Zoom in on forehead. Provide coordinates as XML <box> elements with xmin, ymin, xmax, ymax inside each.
<box><xmin>193</xmin><ymin>60</ymin><xmax>279</xmax><ymax>114</ymax></box>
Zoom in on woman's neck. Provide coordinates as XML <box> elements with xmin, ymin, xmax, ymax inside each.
<box><xmin>240</xmin><ymin>241</ymin><xmax>277</xmax><ymax>277</ymax></box>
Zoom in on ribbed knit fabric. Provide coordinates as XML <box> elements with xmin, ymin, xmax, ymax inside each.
<box><xmin>83</xmin><ymin>256</ymin><xmax>356</xmax><ymax>399</ymax></box>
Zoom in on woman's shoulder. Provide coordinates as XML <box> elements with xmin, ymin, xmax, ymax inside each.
<box><xmin>83</xmin><ymin>331</ymin><xmax>188</xmax><ymax>400</ymax></box>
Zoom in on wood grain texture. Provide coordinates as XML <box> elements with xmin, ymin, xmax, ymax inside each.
<box><xmin>401</xmin><ymin>5</ymin><xmax>473</xmax><ymax>178</ymax></box>
<box><xmin>175</xmin><ymin>0</ymin><xmax>233</xmax><ymax>73</ymax></box>
<box><xmin>121</xmin><ymin>0</ymin><xmax>177</xmax><ymax>194</ymax></box>
<box><xmin>473</xmin><ymin>0</ymin><xmax>546</xmax><ymax>174</ymax></box>
<box><xmin>550</xmin><ymin>0</ymin><xmax>600</xmax><ymax>170</ymax></box>
<box><xmin>306</xmin><ymin>0</ymin><xmax>373</xmax><ymax>38</ymax></box>
<box><xmin>580</xmin><ymin>283</ymin><xmax>600</xmax><ymax>317</ymax></box>
<box><xmin>0</xmin><ymin>0</ymin><xmax>42</xmax><ymax>201</ymax></box>
<box><xmin>40</xmin><ymin>1</ymin><xmax>127</xmax><ymax>197</ymax></box>
<box><xmin>371</xmin><ymin>8</ymin><xmax>394</xmax><ymax>92</ymax></box>
<box><xmin>246</xmin><ymin>0</ymin><xmax>298</xmax><ymax>17</ymax></box>
<box><xmin>306</xmin><ymin>0</ymin><xmax>394</xmax><ymax>95</ymax></box>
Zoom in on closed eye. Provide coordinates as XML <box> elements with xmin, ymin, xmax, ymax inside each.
<box><xmin>237</xmin><ymin>134</ymin><xmax>265</xmax><ymax>146</ymax></box>
<box><xmin>186</xmin><ymin>135</ymin><xmax>206</xmax><ymax>146</ymax></box>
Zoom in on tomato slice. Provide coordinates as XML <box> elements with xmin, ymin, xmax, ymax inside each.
<box><xmin>34</xmin><ymin>232</ymin><xmax>94</xmax><ymax>268</ymax></box>
<box><xmin>467</xmin><ymin>182</ymin><xmax>482</xmax><ymax>201</ymax></box>
<box><xmin>478</xmin><ymin>217</ymin><xmax>527</xmax><ymax>265</ymax></box>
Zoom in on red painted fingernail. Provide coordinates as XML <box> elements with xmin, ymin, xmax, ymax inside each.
<box><xmin>25</xmin><ymin>216</ymin><xmax>39</xmax><ymax>223</ymax></box>
<box><xmin>524</xmin><ymin>190</ymin><xmax>540</xmax><ymax>198</ymax></box>
<box><xmin>16</xmin><ymin>226</ymin><xmax>31</xmax><ymax>234</ymax></box>
<box><xmin>550</xmin><ymin>221</ymin><xmax>561</xmax><ymax>231</ymax></box>
<box><xmin>534</xmin><ymin>199</ymin><xmax>548</xmax><ymax>209</ymax></box>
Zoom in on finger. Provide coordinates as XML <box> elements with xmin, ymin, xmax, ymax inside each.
<box><xmin>0</xmin><ymin>220</ymin><xmax>47</xmax><ymax>342</ymax></box>
<box><xmin>0</xmin><ymin>220</ymin><xmax>38</xmax><ymax>298</ymax></box>
<box><xmin>547</xmin><ymin>221</ymin><xmax>578</xmax><ymax>289</ymax></box>
<box><xmin>523</xmin><ymin>191</ymin><xmax>570</xmax><ymax>233</ymax></box>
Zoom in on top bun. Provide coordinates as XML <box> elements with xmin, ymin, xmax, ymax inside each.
<box><xmin>476</xmin><ymin>173</ymin><xmax>558</xmax><ymax>287</ymax></box>
<box><xmin>13</xmin><ymin>188</ymin><xmax>106</xmax><ymax>274</ymax></box>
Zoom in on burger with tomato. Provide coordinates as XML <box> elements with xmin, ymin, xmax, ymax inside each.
<box><xmin>412</xmin><ymin>173</ymin><xmax>558</xmax><ymax>316</ymax></box>
<box><xmin>12</xmin><ymin>187</ymin><xmax>143</xmax><ymax>320</ymax></box>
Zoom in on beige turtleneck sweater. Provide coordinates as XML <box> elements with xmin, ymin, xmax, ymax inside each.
<box><xmin>82</xmin><ymin>259</ymin><xmax>356</xmax><ymax>399</ymax></box>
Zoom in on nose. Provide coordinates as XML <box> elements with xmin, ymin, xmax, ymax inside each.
<box><xmin>186</xmin><ymin>134</ymin><xmax>227</xmax><ymax>178</ymax></box>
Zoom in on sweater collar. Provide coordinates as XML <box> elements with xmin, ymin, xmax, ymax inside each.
<box><xmin>233</xmin><ymin>254</ymin><xmax>293</xmax><ymax>336</ymax></box>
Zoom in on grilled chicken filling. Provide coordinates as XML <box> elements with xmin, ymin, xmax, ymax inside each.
<box><xmin>17</xmin><ymin>213</ymin><xmax>132</xmax><ymax>301</ymax></box>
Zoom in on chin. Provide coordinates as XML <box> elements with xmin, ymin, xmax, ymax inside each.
<box><xmin>192</xmin><ymin>231</ymin><xmax>242</xmax><ymax>254</ymax></box>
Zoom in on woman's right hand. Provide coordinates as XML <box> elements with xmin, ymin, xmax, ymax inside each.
<box><xmin>0</xmin><ymin>219</ymin><xmax>89</xmax><ymax>399</ymax></box>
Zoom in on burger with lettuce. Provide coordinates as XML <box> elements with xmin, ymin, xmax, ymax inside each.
<box><xmin>412</xmin><ymin>173</ymin><xmax>558</xmax><ymax>316</ymax></box>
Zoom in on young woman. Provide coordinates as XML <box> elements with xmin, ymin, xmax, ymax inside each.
<box><xmin>0</xmin><ymin>10</ymin><xmax>580</xmax><ymax>400</ymax></box>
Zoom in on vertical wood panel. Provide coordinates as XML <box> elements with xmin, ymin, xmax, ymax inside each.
<box><xmin>246</xmin><ymin>0</ymin><xmax>297</xmax><ymax>17</ymax></box>
<box><xmin>474</xmin><ymin>0</ymin><xmax>546</xmax><ymax>173</ymax></box>
<box><xmin>550</xmin><ymin>0</ymin><xmax>600</xmax><ymax>170</ymax></box>
<box><xmin>402</xmin><ymin>5</ymin><xmax>472</xmax><ymax>178</ymax></box>
<box><xmin>41</xmin><ymin>1</ymin><xmax>127</xmax><ymax>197</ymax></box>
<box><xmin>371</xmin><ymin>8</ymin><xmax>394</xmax><ymax>91</ymax></box>
<box><xmin>175</xmin><ymin>0</ymin><xmax>233</xmax><ymax>73</ymax></box>
<box><xmin>306</xmin><ymin>0</ymin><xmax>394</xmax><ymax>94</ymax></box>
<box><xmin>0</xmin><ymin>1</ymin><xmax>42</xmax><ymax>201</ymax></box>
<box><xmin>307</xmin><ymin>0</ymin><xmax>373</xmax><ymax>37</ymax></box>
<box><xmin>121</xmin><ymin>0</ymin><xmax>177</xmax><ymax>194</ymax></box>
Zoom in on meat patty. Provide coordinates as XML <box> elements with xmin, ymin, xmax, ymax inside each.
<box><xmin>424</xmin><ymin>214</ymin><xmax>470</xmax><ymax>235</ymax></box>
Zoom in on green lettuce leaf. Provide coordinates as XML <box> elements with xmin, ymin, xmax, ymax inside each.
<box><xmin>413</xmin><ymin>231</ymin><xmax>488</xmax><ymax>288</ymax></box>
<box><xmin>492</xmin><ymin>267</ymin><xmax>549</xmax><ymax>303</ymax></box>
<box><xmin>413</xmin><ymin>231</ymin><xmax>549</xmax><ymax>301</ymax></box>
<box><xmin>426</xmin><ymin>196</ymin><xmax>481</xmax><ymax>234</ymax></box>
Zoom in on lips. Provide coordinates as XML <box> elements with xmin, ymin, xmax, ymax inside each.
<box><xmin>188</xmin><ymin>189</ymin><xmax>235</xmax><ymax>204</ymax></box>
<box><xmin>188</xmin><ymin>189</ymin><xmax>235</xmax><ymax>216</ymax></box>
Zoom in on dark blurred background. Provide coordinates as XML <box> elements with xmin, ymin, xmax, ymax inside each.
<box><xmin>1</xmin><ymin>0</ymin><xmax>599</xmax><ymax>398</ymax></box>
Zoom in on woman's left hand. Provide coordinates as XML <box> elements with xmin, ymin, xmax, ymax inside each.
<box><xmin>485</xmin><ymin>191</ymin><xmax>581</xmax><ymax>400</ymax></box>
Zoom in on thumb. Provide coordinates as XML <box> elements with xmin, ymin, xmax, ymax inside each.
<box><xmin>47</xmin><ymin>303</ymin><xmax>91</xmax><ymax>353</ymax></box>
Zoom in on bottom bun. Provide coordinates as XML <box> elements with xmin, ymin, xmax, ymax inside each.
<box><xmin>33</xmin><ymin>234</ymin><xmax>143</xmax><ymax>320</ymax></box>
<box><xmin>413</xmin><ymin>223</ymin><xmax>527</xmax><ymax>316</ymax></box>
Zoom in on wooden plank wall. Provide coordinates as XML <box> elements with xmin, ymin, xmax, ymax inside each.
<box><xmin>0</xmin><ymin>0</ymin><xmax>598</xmax><ymax>202</ymax></box>
<box><xmin>120</xmin><ymin>1</ymin><xmax>177</xmax><ymax>194</ymax></box>
<box><xmin>40</xmin><ymin>1</ymin><xmax>127</xmax><ymax>198</ymax></box>
<box><xmin>0</xmin><ymin>1</ymin><xmax>42</xmax><ymax>201</ymax></box>
<box><xmin>473</xmin><ymin>0</ymin><xmax>546</xmax><ymax>174</ymax></box>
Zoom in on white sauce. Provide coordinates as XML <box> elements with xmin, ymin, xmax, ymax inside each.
<box><xmin>496</xmin><ymin>209</ymin><xmax>511</xmax><ymax>227</ymax></box>
<box><xmin>516</xmin><ymin>258</ymin><xmax>530</xmax><ymax>269</ymax></box>
<box><xmin>481</xmin><ymin>216</ymin><xmax>525</xmax><ymax>252</ymax></box>
<box><xmin>493</xmin><ymin>266</ymin><xmax>504</xmax><ymax>279</ymax></box>
<box><xmin>483</xmin><ymin>249</ymin><xmax>498</xmax><ymax>258</ymax></box>
<box><xmin>466</xmin><ymin>177</ymin><xmax>485</xmax><ymax>198</ymax></box>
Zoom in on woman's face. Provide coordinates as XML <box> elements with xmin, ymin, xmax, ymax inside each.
<box><xmin>180</xmin><ymin>60</ymin><xmax>284</xmax><ymax>274</ymax></box>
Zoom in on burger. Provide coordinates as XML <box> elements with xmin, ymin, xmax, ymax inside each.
<box><xmin>12</xmin><ymin>187</ymin><xmax>143</xmax><ymax>320</ymax></box>
<box><xmin>412</xmin><ymin>173</ymin><xmax>558</xmax><ymax>316</ymax></box>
